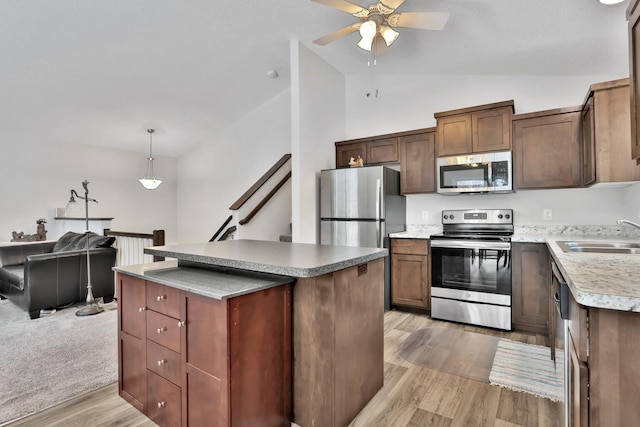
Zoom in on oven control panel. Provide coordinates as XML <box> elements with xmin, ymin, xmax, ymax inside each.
<box><xmin>442</xmin><ymin>209</ymin><xmax>513</xmax><ymax>225</ymax></box>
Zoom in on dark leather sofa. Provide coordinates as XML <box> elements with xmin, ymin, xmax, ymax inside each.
<box><xmin>0</xmin><ymin>232</ymin><xmax>117</xmax><ymax>319</ymax></box>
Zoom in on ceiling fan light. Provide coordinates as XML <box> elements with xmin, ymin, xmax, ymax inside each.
<box><xmin>359</xmin><ymin>20</ymin><xmax>377</xmax><ymax>39</ymax></box>
<box><xmin>380</xmin><ymin>25</ymin><xmax>399</xmax><ymax>46</ymax></box>
<box><xmin>357</xmin><ymin>36</ymin><xmax>374</xmax><ymax>51</ymax></box>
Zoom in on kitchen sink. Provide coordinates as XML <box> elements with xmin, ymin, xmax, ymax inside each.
<box><xmin>557</xmin><ymin>241</ymin><xmax>640</xmax><ymax>254</ymax></box>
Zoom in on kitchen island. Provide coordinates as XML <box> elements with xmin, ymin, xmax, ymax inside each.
<box><xmin>115</xmin><ymin>239</ymin><xmax>387</xmax><ymax>427</ymax></box>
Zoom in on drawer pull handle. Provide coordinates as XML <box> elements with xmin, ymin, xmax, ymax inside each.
<box><xmin>157</xmin><ymin>401</ymin><xmax>165</xmax><ymax>408</ymax></box>
<box><xmin>157</xmin><ymin>327</ymin><xmax>166</xmax><ymax>334</ymax></box>
<box><xmin>157</xmin><ymin>359</ymin><xmax>167</xmax><ymax>366</ymax></box>
<box><xmin>156</xmin><ymin>295</ymin><xmax>166</xmax><ymax>302</ymax></box>
<box><xmin>177</xmin><ymin>321</ymin><xmax>185</xmax><ymax>328</ymax></box>
<box><xmin>138</xmin><ymin>307</ymin><xmax>146</xmax><ymax>313</ymax></box>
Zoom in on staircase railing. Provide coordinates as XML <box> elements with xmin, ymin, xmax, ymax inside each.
<box><xmin>104</xmin><ymin>229</ymin><xmax>165</xmax><ymax>262</ymax></box>
<box><xmin>211</xmin><ymin>154</ymin><xmax>291</xmax><ymax>241</ymax></box>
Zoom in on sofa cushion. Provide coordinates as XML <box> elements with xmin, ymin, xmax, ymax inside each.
<box><xmin>52</xmin><ymin>232</ymin><xmax>115</xmax><ymax>252</ymax></box>
<box><xmin>0</xmin><ymin>265</ymin><xmax>24</xmax><ymax>291</ymax></box>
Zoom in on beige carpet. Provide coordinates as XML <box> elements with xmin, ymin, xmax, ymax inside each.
<box><xmin>0</xmin><ymin>300</ymin><xmax>118</xmax><ymax>425</ymax></box>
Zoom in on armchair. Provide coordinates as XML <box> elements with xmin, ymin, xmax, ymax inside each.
<box><xmin>0</xmin><ymin>232</ymin><xmax>116</xmax><ymax>319</ymax></box>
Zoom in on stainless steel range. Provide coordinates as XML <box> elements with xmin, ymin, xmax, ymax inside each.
<box><xmin>430</xmin><ymin>209</ymin><xmax>513</xmax><ymax>330</ymax></box>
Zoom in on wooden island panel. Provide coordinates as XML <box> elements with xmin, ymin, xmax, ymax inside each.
<box><xmin>293</xmin><ymin>258</ymin><xmax>384</xmax><ymax>427</ymax></box>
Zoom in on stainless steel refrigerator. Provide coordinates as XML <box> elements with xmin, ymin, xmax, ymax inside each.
<box><xmin>320</xmin><ymin>166</ymin><xmax>406</xmax><ymax>311</ymax></box>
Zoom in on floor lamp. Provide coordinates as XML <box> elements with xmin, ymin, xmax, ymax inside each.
<box><xmin>67</xmin><ymin>180</ymin><xmax>104</xmax><ymax>316</ymax></box>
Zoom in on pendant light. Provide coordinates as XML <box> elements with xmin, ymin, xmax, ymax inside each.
<box><xmin>139</xmin><ymin>129</ymin><xmax>163</xmax><ymax>190</ymax></box>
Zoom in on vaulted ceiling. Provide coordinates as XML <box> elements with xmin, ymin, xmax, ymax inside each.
<box><xmin>1</xmin><ymin>0</ymin><xmax>629</xmax><ymax>157</ymax></box>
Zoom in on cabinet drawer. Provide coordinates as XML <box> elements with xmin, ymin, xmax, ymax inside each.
<box><xmin>391</xmin><ymin>239</ymin><xmax>429</xmax><ymax>255</ymax></box>
<box><xmin>147</xmin><ymin>371</ymin><xmax>181</xmax><ymax>427</ymax></box>
<box><xmin>146</xmin><ymin>281</ymin><xmax>181</xmax><ymax>319</ymax></box>
<box><xmin>147</xmin><ymin>310</ymin><xmax>181</xmax><ymax>353</ymax></box>
<box><xmin>147</xmin><ymin>339</ymin><xmax>181</xmax><ymax>387</ymax></box>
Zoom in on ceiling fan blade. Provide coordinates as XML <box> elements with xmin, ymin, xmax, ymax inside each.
<box><xmin>387</xmin><ymin>12</ymin><xmax>450</xmax><ymax>31</ymax></box>
<box><xmin>311</xmin><ymin>0</ymin><xmax>368</xmax><ymax>16</ymax></box>
<box><xmin>313</xmin><ymin>23</ymin><xmax>362</xmax><ymax>45</ymax></box>
<box><xmin>379</xmin><ymin>0</ymin><xmax>406</xmax><ymax>12</ymax></box>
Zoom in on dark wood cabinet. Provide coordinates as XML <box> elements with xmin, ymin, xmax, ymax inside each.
<box><xmin>367</xmin><ymin>137</ymin><xmax>398</xmax><ymax>164</ymax></box>
<box><xmin>118</xmin><ymin>274</ymin><xmax>147</xmax><ymax>412</ymax></box>
<box><xmin>335</xmin><ymin>142</ymin><xmax>366</xmax><ymax>168</ymax></box>
<box><xmin>117</xmin><ymin>272</ymin><xmax>292</xmax><ymax>427</ymax></box>
<box><xmin>335</xmin><ymin>136</ymin><xmax>398</xmax><ymax>168</ymax></box>
<box><xmin>435</xmin><ymin>100</ymin><xmax>514</xmax><ymax>156</ymax></box>
<box><xmin>399</xmin><ymin>129</ymin><xmax>436</xmax><ymax>194</ymax></box>
<box><xmin>511</xmin><ymin>243</ymin><xmax>550</xmax><ymax>334</ymax></box>
<box><xmin>582</xmin><ymin>78</ymin><xmax>640</xmax><ymax>185</ymax></box>
<box><xmin>512</xmin><ymin>107</ymin><xmax>582</xmax><ymax>189</ymax></box>
<box><xmin>581</xmin><ymin>96</ymin><xmax>596</xmax><ymax>186</ymax></box>
<box><xmin>390</xmin><ymin>239</ymin><xmax>430</xmax><ymax>310</ymax></box>
<box><xmin>627</xmin><ymin>0</ymin><xmax>640</xmax><ymax>160</ymax></box>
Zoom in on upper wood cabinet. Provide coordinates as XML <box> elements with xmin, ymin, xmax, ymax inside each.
<box><xmin>512</xmin><ymin>106</ymin><xmax>582</xmax><ymax>189</ymax></box>
<box><xmin>335</xmin><ymin>135</ymin><xmax>398</xmax><ymax>168</ymax></box>
<box><xmin>434</xmin><ymin>100</ymin><xmax>514</xmax><ymax>156</ymax></box>
<box><xmin>582</xmin><ymin>78</ymin><xmax>640</xmax><ymax>185</ymax></box>
<box><xmin>627</xmin><ymin>0</ymin><xmax>640</xmax><ymax>160</ymax></box>
<box><xmin>399</xmin><ymin>128</ymin><xmax>436</xmax><ymax>194</ymax></box>
<box><xmin>335</xmin><ymin>142</ymin><xmax>366</xmax><ymax>168</ymax></box>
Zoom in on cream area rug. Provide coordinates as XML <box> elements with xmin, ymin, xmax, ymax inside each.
<box><xmin>0</xmin><ymin>299</ymin><xmax>118</xmax><ymax>425</ymax></box>
<box><xmin>489</xmin><ymin>338</ymin><xmax>564</xmax><ymax>402</ymax></box>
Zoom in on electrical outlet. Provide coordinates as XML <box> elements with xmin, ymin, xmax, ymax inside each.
<box><xmin>421</xmin><ymin>210</ymin><xmax>429</xmax><ymax>221</ymax></box>
<box><xmin>543</xmin><ymin>209</ymin><xmax>553</xmax><ymax>221</ymax></box>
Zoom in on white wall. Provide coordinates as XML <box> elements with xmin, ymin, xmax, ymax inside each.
<box><xmin>0</xmin><ymin>138</ymin><xmax>178</xmax><ymax>243</ymax></box>
<box><xmin>343</xmin><ymin>73</ymin><xmax>635</xmax><ymax>226</ymax></box>
<box><xmin>290</xmin><ymin>42</ymin><xmax>346</xmax><ymax>244</ymax></box>
<box><xmin>345</xmin><ymin>74</ymin><xmax>620</xmax><ymax>138</ymax></box>
<box><xmin>406</xmin><ymin>186</ymin><xmax>630</xmax><ymax>226</ymax></box>
<box><xmin>177</xmin><ymin>89</ymin><xmax>292</xmax><ymax>243</ymax></box>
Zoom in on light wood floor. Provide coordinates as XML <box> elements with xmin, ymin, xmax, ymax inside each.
<box><xmin>6</xmin><ymin>310</ymin><xmax>560</xmax><ymax>427</ymax></box>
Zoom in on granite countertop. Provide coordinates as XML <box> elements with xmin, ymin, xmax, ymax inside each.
<box><xmin>391</xmin><ymin>225</ymin><xmax>640</xmax><ymax>313</ymax></box>
<box><xmin>114</xmin><ymin>260</ymin><xmax>294</xmax><ymax>300</ymax></box>
<box><xmin>144</xmin><ymin>239</ymin><xmax>388</xmax><ymax>278</ymax></box>
<box><xmin>544</xmin><ymin>236</ymin><xmax>640</xmax><ymax>312</ymax></box>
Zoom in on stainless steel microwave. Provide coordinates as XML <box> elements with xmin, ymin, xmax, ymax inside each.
<box><xmin>436</xmin><ymin>151</ymin><xmax>513</xmax><ymax>195</ymax></box>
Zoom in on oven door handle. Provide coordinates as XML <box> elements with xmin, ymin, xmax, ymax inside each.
<box><xmin>430</xmin><ymin>240</ymin><xmax>511</xmax><ymax>251</ymax></box>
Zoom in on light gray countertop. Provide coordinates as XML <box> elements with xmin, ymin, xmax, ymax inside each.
<box><xmin>144</xmin><ymin>239</ymin><xmax>388</xmax><ymax>278</ymax></box>
<box><xmin>114</xmin><ymin>260</ymin><xmax>294</xmax><ymax>300</ymax></box>
<box><xmin>390</xmin><ymin>227</ymin><xmax>640</xmax><ymax>313</ymax></box>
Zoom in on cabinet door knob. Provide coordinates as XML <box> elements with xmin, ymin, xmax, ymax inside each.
<box><xmin>157</xmin><ymin>401</ymin><xmax>165</xmax><ymax>408</ymax></box>
<box><xmin>157</xmin><ymin>359</ymin><xmax>167</xmax><ymax>366</ymax></box>
<box><xmin>156</xmin><ymin>295</ymin><xmax>166</xmax><ymax>301</ymax></box>
<box><xmin>138</xmin><ymin>307</ymin><xmax>146</xmax><ymax>313</ymax></box>
<box><xmin>177</xmin><ymin>321</ymin><xmax>185</xmax><ymax>328</ymax></box>
<box><xmin>157</xmin><ymin>327</ymin><xmax>166</xmax><ymax>334</ymax></box>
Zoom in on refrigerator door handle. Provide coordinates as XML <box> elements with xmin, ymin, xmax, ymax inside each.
<box><xmin>376</xmin><ymin>179</ymin><xmax>382</xmax><ymax>247</ymax></box>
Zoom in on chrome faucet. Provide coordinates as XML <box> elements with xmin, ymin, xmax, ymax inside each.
<box><xmin>617</xmin><ymin>219</ymin><xmax>640</xmax><ymax>230</ymax></box>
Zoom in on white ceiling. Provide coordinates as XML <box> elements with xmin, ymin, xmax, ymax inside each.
<box><xmin>1</xmin><ymin>0</ymin><xmax>630</xmax><ymax>158</ymax></box>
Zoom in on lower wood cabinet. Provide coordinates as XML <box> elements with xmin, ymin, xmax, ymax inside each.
<box><xmin>511</xmin><ymin>243</ymin><xmax>550</xmax><ymax>334</ymax></box>
<box><xmin>117</xmin><ymin>273</ymin><xmax>292</xmax><ymax>427</ymax></box>
<box><xmin>390</xmin><ymin>239</ymin><xmax>430</xmax><ymax>310</ymax></box>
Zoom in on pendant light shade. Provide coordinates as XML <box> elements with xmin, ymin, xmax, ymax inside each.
<box><xmin>139</xmin><ymin>129</ymin><xmax>163</xmax><ymax>190</ymax></box>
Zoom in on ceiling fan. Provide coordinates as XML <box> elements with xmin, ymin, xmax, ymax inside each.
<box><xmin>312</xmin><ymin>0</ymin><xmax>450</xmax><ymax>51</ymax></box>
